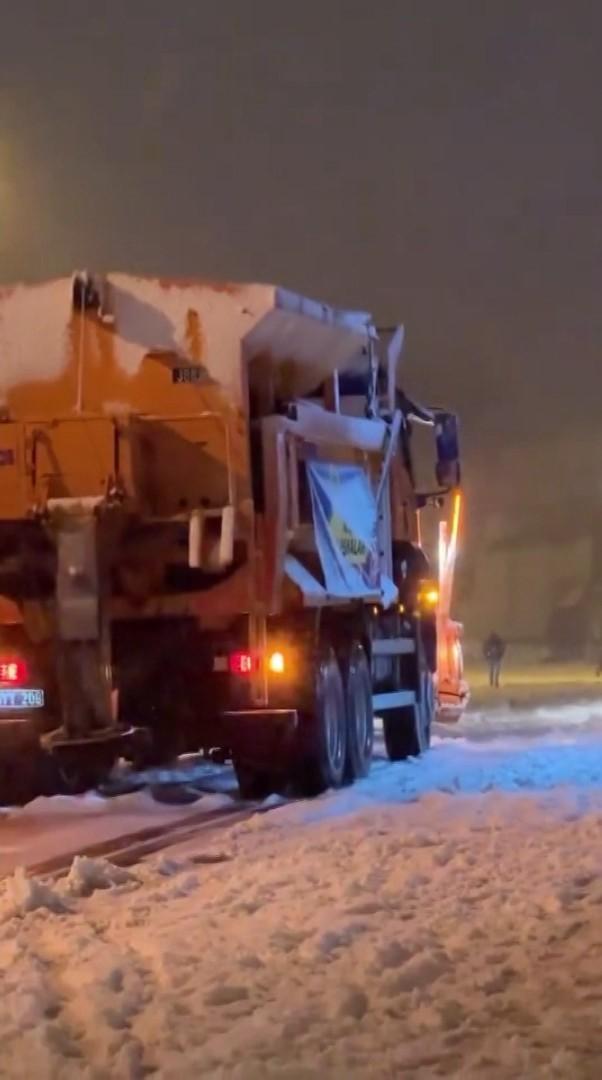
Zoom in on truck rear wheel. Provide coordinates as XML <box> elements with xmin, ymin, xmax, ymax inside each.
<box><xmin>295</xmin><ymin>648</ymin><xmax>347</xmax><ymax>797</ymax></box>
<box><xmin>383</xmin><ymin>667</ymin><xmax>434</xmax><ymax>761</ymax></box>
<box><xmin>344</xmin><ymin>642</ymin><xmax>374</xmax><ymax>781</ymax></box>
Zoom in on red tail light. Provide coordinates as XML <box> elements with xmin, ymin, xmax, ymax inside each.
<box><xmin>0</xmin><ymin>658</ymin><xmax>28</xmax><ymax>685</ymax></box>
<box><xmin>229</xmin><ymin>651</ymin><xmax>259</xmax><ymax>676</ymax></box>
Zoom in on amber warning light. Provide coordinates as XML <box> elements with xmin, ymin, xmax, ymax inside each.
<box><xmin>267</xmin><ymin>651</ymin><xmax>286</xmax><ymax>675</ymax></box>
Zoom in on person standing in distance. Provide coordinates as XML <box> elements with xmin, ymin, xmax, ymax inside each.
<box><xmin>483</xmin><ymin>632</ymin><xmax>505</xmax><ymax>688</ymax></box>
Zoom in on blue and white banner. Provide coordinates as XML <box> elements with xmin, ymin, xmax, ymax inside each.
<box><xmin>306</xmin><ymin>461</ymin><xmax>380</xmax><ymax>597</ymax></box>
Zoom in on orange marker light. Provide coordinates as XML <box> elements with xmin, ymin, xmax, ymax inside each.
<box><xmin>268</xmin><ymin>651</ymin><xmax>286</xmax><ymax>675</ymax></box>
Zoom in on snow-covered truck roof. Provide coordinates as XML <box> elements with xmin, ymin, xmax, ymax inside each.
<box><xmin>0</xmin><ymin>273</ymin><xmax>376</xmax><ymax>417</ymax></box>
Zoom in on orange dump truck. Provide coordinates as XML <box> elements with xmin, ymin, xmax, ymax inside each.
<box><xmin>0</xmin><ymin>272</ymin><xmax>464</xmax><ymax>801</ymax></box>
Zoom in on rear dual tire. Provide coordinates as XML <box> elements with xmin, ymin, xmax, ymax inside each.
<box><xmin>234</xmin><ymin>652</ymin><xmax>349</xmax><ymax>803</ymax></box>
<box><xmin>295</xmin><ymin>648</ymin><xmax>347</xmax><ymax>797</ymax></box>
<box><xmin>234</xmin><ymin>642</ymin><xmax>375</xmax><ymax>801</ymax></box>
<box><xmin>295</xmin><ymin>642</ymin><xmax>374</xmax><ymax>797</ymax></box>
<box><xmin>343</xmin><ymin>643</ymin><xmax>374</xmax><ymax>782</ymax></box>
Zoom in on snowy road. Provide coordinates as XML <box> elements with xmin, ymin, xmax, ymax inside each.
<box><xmin>2</xmin><ymin>697</ymin><xmax>602</xmax><ymax>1078</ymax></box>
<box><xmin>5</xmin><ymin>698</ymin><xmax>602</xmax><ymax>877</ymax></box>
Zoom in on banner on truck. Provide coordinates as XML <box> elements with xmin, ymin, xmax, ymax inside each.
<box><xmin>306</xmin><ymin>461</ymin><xmax>380</xmax><ymax>597</ymax></box>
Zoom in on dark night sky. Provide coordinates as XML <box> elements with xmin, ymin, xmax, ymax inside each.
<box><xmin>1</xmin><ymin>0</ymin><xmax>601</xmax><ymax>449</ymax></box>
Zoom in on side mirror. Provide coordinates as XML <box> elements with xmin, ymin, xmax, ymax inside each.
<box><xmin>434</xmin><ymin>412</ymin><xmax>461</xmax><ymax>489</ymax></box>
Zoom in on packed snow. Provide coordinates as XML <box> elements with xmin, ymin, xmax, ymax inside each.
<box><xmin>0</xmin><ymin>273</ymin><xmax>274</xmax><ymax>405</ymax></box>
<box><xmin>1</xmin><ymin>701</ymin><xmax>602</xmax><ymax>1078</ymax></box>
<box><xmin>0</xmin><ymin>787</ymin><xmax>232</xmax><ymax>878</ymax></box>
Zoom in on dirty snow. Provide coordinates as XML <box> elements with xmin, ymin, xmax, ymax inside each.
<box><xmin>1</xmin><ymin>703</ymin><xmax>602</xmax><ymax>1078</ymax></box>
<box><xmin>0</xmin><ymin>786</ymin><xmax>231</xmax><ymax>877</ymax></box>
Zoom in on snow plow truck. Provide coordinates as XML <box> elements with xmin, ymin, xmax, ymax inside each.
<box><xmin>0</xmin><ymin>273</ymin><xmax>464</xmax><ymax>802</ymax></box>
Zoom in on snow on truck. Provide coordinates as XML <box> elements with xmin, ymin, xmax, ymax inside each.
<box><xmin>0</xmin><ymin>272</ymin><xmax>465</xmax><ymax>802</ymax></box>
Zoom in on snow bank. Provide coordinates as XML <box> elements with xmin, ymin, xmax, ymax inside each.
<box><xmin>0</xmin><ymin>855</ymin><xmax>138</xmax><ymax>923</ymax></box>
<box><xmin>62</xmin><ymin>856</ymin><xmax>136</xmax><ymax>898</ymax></box>
<box><xmin>0</xmin><ymin>868</ymin><xmax>70</xmax><ymax>920</ymax></box>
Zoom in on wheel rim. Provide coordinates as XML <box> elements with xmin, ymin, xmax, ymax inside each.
<box><xmin>354</xmin><ymin>679</ymin><xmax>371</xmax><ymax>758</ymax></box>
<box><xmin>324</xmin><ymin>670</ymin><xmax>344</xmax><ymax>771</ymax></box>
<box><xmin>419</xmin><ymin>672</ymin><xmax>434</xmax><ymax>749</ymax></box>
<box><xmin>355</xmin><ymin>691</ymin><xmax>368</xmax><ymax>753</ymax></box>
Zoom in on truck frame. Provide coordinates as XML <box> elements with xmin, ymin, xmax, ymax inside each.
<box><xmin>0</xmin><ymin>273</ymin><xmax>463</xmax><ymax>800</ymax></box>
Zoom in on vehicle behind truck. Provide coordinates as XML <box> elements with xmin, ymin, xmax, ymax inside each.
<box><xmin>0</xmin><ymin>272</ymin><xmax>465</xmax><ymax>801</ymax></box>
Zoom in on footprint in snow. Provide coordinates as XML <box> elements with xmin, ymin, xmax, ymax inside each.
<box><xmin>382</xmin><ymin>950</ymin><xmax>451</xmax><ymax>995</ymax></box>
<box><xmin>337</xmin><ymin>986</ymin><xmax>369</xmax><ymax>1021</ymax></box>
<box><xmin>204</xmin><ymin>984</ymin><xmax>249</xmax><ymax>1007</ymax></box>
<box><xmin>374</xmin><ymin>940</ymin><xmax>413</xmax><ymax>970</ymax></box>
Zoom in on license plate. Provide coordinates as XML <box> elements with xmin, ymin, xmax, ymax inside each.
<box><xmin>0</xmin><ymin>688</ymin><xmax>45</xmax><ymax>710</ymax></box>
<box><xmin>173</xmin><ymin>366</ymin><xmax>206</xmax><ymax>385</ymax></box>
